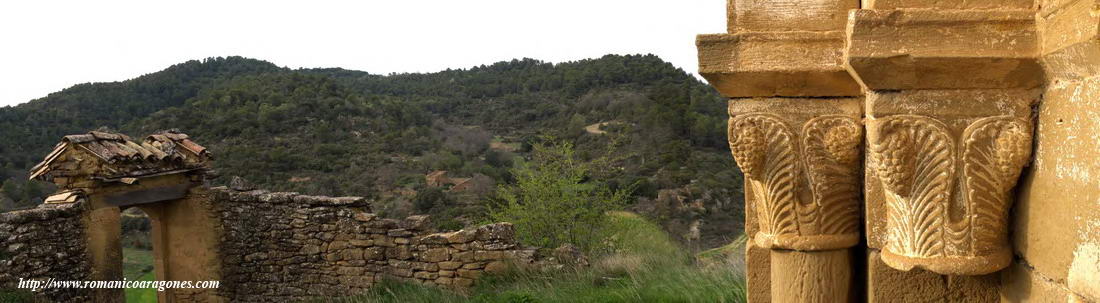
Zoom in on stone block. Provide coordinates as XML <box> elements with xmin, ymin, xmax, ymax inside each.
<box><xmin>1038</xmin><ymin>0</ymin><xmax>1098</xmax><ymax>54</ymax></box>
<box><xmin>439</xmin><ymin>261</ymin><xmax>463</xmax><ymax>270</ymax></box>
<box><xmin>770</xmin><ymin>249</ymin><xmax>852</xmax><ymax>302</ymax></box>
<box><xmin>421</xmin><ymin>248</ymin><xmax>450</xmax><ymax>263</ymax></box>
<box><xmin>439</xmin><ymin>270</ymin><xmax>455</xmax><ymax>277</ymax></box>
<box><xmin>353</xmin><ymin>212</ymin><xmax>375</xmax><ymax>222</ymax></box>
<box><xmin>697</xmin><ymin>32</ymin><xmax>860</xmax><ymax>97</ymax></box>
<box><xmin>1001</xmin><ymin>261</ymin><xmax>1086</xmax><ymax>302</ymax></box>
<box><xmin>386</xmin><ymin>246</ymin><xmax>412</xmax><ymax>260</ymax></box>
<box><xmin>452</xmin><ymin>251</ymin><xmax>474</xmax><ymax>262</ymax></box>
<box><xmin>846</xmin><ymin>9</ymin><xmax>1041</xmax><ymax>90</ymax></box>
<box><xmin>868</xmin><ymin>249</ymin><xmax>1000</xmax><ymax>302</ymax></box>
<box><xmin>1038</xmin><ymin>0</ymin><xmax>1100</xmax><ymax>80</ymax></box>
<box><xmin>1013</xmin><ymin>76</ymin><xmax>1100</xmax><ymax>293</ymax></box>
<box><xmin>475</xmin><ymin>223</ymin><xmax>515</xmax><ymax>242</ymax></box>
<box><xmin>728</xmin><ymin>0</ymin><xmax>857</xmax><ymax>33</ymax></box>
<box><xmin>745</xmin><ymin>240</ymin><xmax>770</xmax><ymax>303</ymax></box>
<box><xmin>364</xmin><ymin>247</ymin><xmax>385</xmax><ymax>261</ymax></box>
<box><xmin>341</xmin><ymin>248</ymin><xmax>363</xmax><ymax>261</ymax></box>
<box><xmin>419</xmin><ymin>234</ymin><xmax>449</xmax><ymax>245</ymax></box>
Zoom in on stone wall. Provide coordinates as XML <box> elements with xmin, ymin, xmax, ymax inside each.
<box><xmin>211</xmin><ymin>187</ymin><xmax>538</xmax><ymax>302</ymax></box>
<box><xmin>1004</xmin><ymin>0</ymin><xmax>1100</xmax><ymax>301</ymax></box>
<box><xmin>0</xmin><ymin>200</ymin><xmax>93</xmax><ymax>302</ymax></box>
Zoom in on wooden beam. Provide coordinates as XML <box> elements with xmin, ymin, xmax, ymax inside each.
<box><xmin>104</xmin><ymin>184</ymin><xmax>191</xmax><ymax>207</ymax></box>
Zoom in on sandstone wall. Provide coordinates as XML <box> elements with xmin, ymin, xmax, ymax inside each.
<box><xmin>0</xmin><ymin>200</ymin><xmax>93</xmax><ymax>302</ymax></box>
<box><xmin>211</xmin><ymin>187</ymin><xmax>536</xmax><ymax>302</ymax></box>
<box><xmin>1004</xmin><ymin>0</ymin><xmax>1100</xmax><ymax>301</ymax></box>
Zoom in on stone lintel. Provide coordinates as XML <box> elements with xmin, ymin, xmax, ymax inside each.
<box><xmin>846</xmin><ymin>9</ymin><xmax>1042</xmax><ymax>90</ymax></box>
<box><xmin>698</xmin><ymin>32</ymin><xmax>861</xmax><ymax>98</ymax></box>
<box><xmin>728</xmin><ymin>0</ymin><xmax>858</xmax><ymax>33</ymax></box>
<box><xmin>863</xmin><ymin>0</ymin><xmax>1034</xmax><ymax>10</ymax></box>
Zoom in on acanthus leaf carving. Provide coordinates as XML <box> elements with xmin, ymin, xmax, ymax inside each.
<box><xmin>729</xmin><ymin>113</ymin><xmax>862</xmax><ymax>251</ymax></box>
<box><xmin>870</xmin><ymin>114</ymin><xmax>1032</xmax><ymax>275</ymax></box>
<box><xmin>730</xmin><ymin>114</ymin><xmax>800</xmax><ymax>247</ymax></box>
<box><xmin>803</xmin><ymin>116</ymin><xmax>863</xmax><ymax>238</ymax></box>
<box><xmin>962</xmin><ymin>116</ymin><xmax>1031</xmax><ymax>256</ymax></box>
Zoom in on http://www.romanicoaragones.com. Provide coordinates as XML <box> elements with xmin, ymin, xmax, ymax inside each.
<box><xmin>17</xmin><ymin>277</ymin><xmax>220</xmax><ymax>292</ymax></box>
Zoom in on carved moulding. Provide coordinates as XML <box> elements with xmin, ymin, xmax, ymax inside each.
<box><xmin>729</xmin><ymin>113</ymin><xmax>862</xmax><ymax>251</ymax></box>
<box><xmin>869</xmin><ymin>115</ymin><xmax>1032</xmax><ymax>275</ymax></box>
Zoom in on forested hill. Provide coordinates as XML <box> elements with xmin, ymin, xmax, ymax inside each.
<box><xmin>0</xmin><ymin>55</ymin><xmax>745</xmax><ymax>249</ymax></box>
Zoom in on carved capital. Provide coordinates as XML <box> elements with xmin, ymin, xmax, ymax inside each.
<box><xmin>868</xmin><ymin>114</ymin><xmax>1032</xmax><ymax>275</ymax></box>
<box><xmin>729</xmin><ymin>102</ymin><xmax>863</xmax><ymax>251</ymax></box>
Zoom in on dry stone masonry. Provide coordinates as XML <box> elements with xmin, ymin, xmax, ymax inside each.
<box><xmin>0</xmin><ymin>131</ymin><xmax>556</xmax><ymax>302</ymax></box>
<box><xmin>213</xmin><ymin>187</ymin><xmax>538</xmax><ymax>302</ymax></box>
<box><xmin>699</xmin><ymin>0</ymin><xmax>1100</xmax><ymax>302</ymax></box>
<box><xmin>0</xmin><ymin>200</ymin><xmax>93</xmax><ymax>302</ymax></box>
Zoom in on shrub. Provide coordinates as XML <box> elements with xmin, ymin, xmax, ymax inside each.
<box><xmin>489</xmin><ymin>140</ymin><xmax>632</xmax><ymax>255</ymax></box>
<box><xmin>413</xmin><ymin>187</ymin><xmax>448</xmax><ymax>212</ymax></box>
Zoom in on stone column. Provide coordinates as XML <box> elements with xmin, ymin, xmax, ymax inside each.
<box><xmin>845</xmin><ymin>1</ymin><xmax>1040</xmax><ymax>301</ymax></box>
<box><xmin>697</xmin><ymin>1</ymin><xmax>864</xmax><ymax>301</ymax></box>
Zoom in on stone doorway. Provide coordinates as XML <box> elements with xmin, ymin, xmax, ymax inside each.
<box><xmin>29</xmin><ymin>131</ymin><xmax>222</xmax><ymax>302</ymax></box>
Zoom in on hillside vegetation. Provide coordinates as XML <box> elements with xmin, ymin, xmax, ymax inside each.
<box><xmin>0</xmin><ymin>55</ymin><xmax>745</xmax><ymax>250</ymax></box>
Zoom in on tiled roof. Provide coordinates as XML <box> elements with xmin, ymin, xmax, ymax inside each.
<box><xmin>29</xmin><ymin>130</ymin><xmax>210</xmax><ymax>181</ymax></box>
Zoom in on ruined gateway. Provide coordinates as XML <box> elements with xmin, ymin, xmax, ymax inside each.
<box><xmin>698</xmin><ymin>0</ymin><xmax>1100</xmax><ymax>302</ymax></box>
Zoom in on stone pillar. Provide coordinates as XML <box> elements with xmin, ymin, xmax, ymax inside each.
<box><xmin>697</xmin><ymin>1</ymin><xmax>864</xmax><ymax>301</ymax></box>
<box><xmin>845</xmin><ymin>1</ymin><xmax>1041</xmax><ymax>301</ymax></box>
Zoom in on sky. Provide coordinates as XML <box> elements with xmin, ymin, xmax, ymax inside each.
<box><xmin>0</xmin><ymin>0</ymin><xmax>725</xmax><ymax>107</ymax></box>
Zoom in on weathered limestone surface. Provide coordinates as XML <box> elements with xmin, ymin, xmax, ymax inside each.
<box><xmin>867</xmin><ymin>249</ymin><xmax>999</xmax><ymax>302</ymax></box>
<box><xmin>0</xmin><ymin>200</ymin><xmax>93</xmax><ymax>302</ymax></box>
<box><xmin>1005</xmin><ymin>0</ymin><xmax>1100</xmax><ymax>301</ymax></box>
<box><xmin>704</xmin><ymin>1</ymin><xmax>864</xmax><ymax>301</ymax></box>
<box><xmin>846</xmin><ymin>9</ymin><xmax>1041</xmax><ymax>90</ymax></box>
<box><xmin>728</xmin><ymin>0</ymin><xmax>859</xmax><ymax>33</ymax></box>
<box><xmin>707</xmin><ymin>0</ymin><xmax>1100</xmax><ymax>300</ymax></box>
<box><xmin>770</xmin><ymin>249</ymin><xmax>851</xmax><ymax>302</ymax></box>
<box><xmin>698</xmin><ymin>32</ymin><xmax>861</xmax><ymax>97</ymax></box>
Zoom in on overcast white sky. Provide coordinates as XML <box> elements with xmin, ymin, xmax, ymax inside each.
<box><xmin>0</xmin><ymin>0</ymin><xmax>725</xmax><ymax>107</ymax></box>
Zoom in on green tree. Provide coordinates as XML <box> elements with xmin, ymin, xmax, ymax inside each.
<box><xmin>489</xmin><ymin>140</ymin><xmax>632</xmax><ymax>255</ymax></box>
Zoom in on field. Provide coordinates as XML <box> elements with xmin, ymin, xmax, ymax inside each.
<box><xmin>122</xmin><ymin>247</ymin><xmax>157</xmax><ymax>303</ymax></box>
